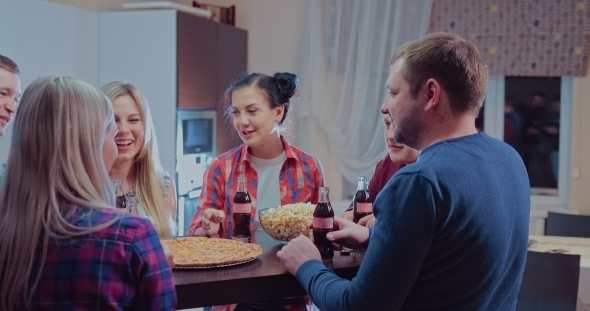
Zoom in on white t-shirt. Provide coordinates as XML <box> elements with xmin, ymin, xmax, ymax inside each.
<box><xmin>250</xmin><ymin>152</ymin><xmax>286</xmax><ymax>221</ymax></box>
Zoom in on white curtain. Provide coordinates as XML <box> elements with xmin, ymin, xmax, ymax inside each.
<box><xmin>294</xmin><ymin>0</ymin><xmax>432</xmax><ymax>199</ymax></box>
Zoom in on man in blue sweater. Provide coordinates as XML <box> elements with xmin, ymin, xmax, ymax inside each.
<box><xmin>277</xmin><ymin>32</ymin><xmax>530</xmax><ymax>310</ymax></box>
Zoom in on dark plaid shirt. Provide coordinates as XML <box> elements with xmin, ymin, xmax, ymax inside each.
<box><xmin>28</xmin><ymin>207</ymin><xmax>176</xmax><ymax>310</ymax></box>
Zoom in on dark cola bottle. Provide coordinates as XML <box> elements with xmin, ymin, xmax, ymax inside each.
<box><xmin>313</xmin><ymin>187</ymin><xmax>334</xmax><ymax>260</ymax></box>
<box><xmin>353</xmin><ymin>176</ymin><xmax>373</xmax><ymax>223</ymax></box>
<box><xmin>113</xmin><ymin>179</ymin><xmax>127</xmax><ymax>212</ymax></box>
<box><xmin>232</xmin><ymin>176</ymin><xmax>252</xmax><ymax>241</ymax></box>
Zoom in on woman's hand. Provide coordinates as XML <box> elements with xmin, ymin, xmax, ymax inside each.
<box><xmin>357</xmin><ymin>214</ymin><xmax>375</xmax><ymax>228</ymax></box>
<box><xmin>341</xmin><ymin>210</ymin><xmax>354</xmax><ymax>222</ymax></box>
<box><xmin>202</xmin><ymin>209</ymin><xmax>225</xmax><ymax>236</ymax></box>
<box><xmin>341</xmin><ymin>211</ymin><xmax>375</xmax><ymax>227</ymax></box>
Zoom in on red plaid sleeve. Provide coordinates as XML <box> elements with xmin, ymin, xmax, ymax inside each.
<box><xmin>188</xmin><ymin>157</ymin><xmax>227</xmax><ymax>235</ymax></box>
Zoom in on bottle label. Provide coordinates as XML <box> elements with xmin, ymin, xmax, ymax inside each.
<box><xmin>356</xmin><ymin>203</ymin><xmax>373</xmax><ymax>213</ymax></box>
<box><xmin>313</xmin><ymin>217</ymin><xmax>334</xmax><ymax>229</ymax></box>
<box><xmin>234</xmin><ymin>203</ymin><xmax>252</xmax><ymax>214</ymax></box>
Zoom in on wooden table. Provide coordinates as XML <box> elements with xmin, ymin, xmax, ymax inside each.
<box><xmin>174</xmin><ymin>229</ymin><xmax>365</xmax><ymax>309</ymax></box>
<box><xmin>528</xmin><ymin>235</ymin><xmax>590</xmax><ymax>308</ymax></box>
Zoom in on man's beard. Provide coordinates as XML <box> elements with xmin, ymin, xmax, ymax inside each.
<box><xmin>393</xmin><ymin>98</ymin><xmax>423</xmax><ymax>149</ymax></box>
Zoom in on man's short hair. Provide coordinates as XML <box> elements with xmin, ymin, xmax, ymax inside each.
<box><xmin>0</xmin><ymin>54</ymin><xmax>20</xmax><ymax>75</ymax></box>
<box><xmin>391</xmin><ymin>32</ymin><xmax>488</xmax><ymax>115</ymax></box>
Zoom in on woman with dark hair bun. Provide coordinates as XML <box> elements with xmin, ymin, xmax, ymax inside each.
<box><xmin>188</xmin><ymin>72</ymin><xmax>324</xmax><ymax>311</ymax></box>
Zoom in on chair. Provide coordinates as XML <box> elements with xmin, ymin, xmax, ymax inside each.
<box><xmin>545</xmin><ymin>211</ymin><xmax>590</xmax><ymax>238</ymax></box>
<box><xmin>516</xmin><ymin>251</ymin><xmax>580</xmax><ymax>311</ymax></box>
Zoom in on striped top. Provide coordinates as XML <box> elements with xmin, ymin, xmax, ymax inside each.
<box><xmin>188</xmin><ymin>136</ymin><xmax>324</xmax><ymax>235</ymax></box>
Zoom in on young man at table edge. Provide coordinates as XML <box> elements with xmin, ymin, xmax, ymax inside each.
<box><xmin>342</xmin><ymin>114</ymin><xmax>419</xmax><ymax>227</ymax></box>
<box><xmin>277</xmin><ymin>32</ymin><xmax>531</xmax><ymax>310</ymax></box>
<box><xmin>0</xmin><ymin>54</ymin><xmax>21</xmax><ymax>197</ymax></box>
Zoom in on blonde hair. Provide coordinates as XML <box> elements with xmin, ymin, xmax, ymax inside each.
<box><xmin>0</xmin><ymin>76</ymin><xmax>116</xmax><ymax>311</ymax></box>
<box><xmin>101</xmin><ymin>82</ymin><xmax>173</xmax><ymax>238</ymax></box>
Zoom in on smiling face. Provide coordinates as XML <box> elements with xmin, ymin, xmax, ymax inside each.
<box><xmin>230</xmin><ymin>86</ymin><xmax>284</xmax><ymax>148</ymax></box>
<box><xmin>0</xmin><ymin>68</ymin><xmax>21</xmax><ymax>136</ymax></box>
<box><xmin>112</xmin><ymin>95</ymin><xmax>145</xmax><ymax>163</ymax></box>
<box><xmin>383</xmin><ymin>114</ymin><xmax>419</xmax><ymax>164</ymax></box>
<box><xmin>381</xmin><ymin>58</ymin><xmax>425</xmax><ymax>150</ymax></box>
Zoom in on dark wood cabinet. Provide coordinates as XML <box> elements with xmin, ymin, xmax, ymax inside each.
<box><xmin>177</xmin><ymin>12</ymin><xmax>218</xmax><ymax>109</ymax></box>
<box><xmin>177</xmin><ymin>12</ymin><xmax>246</xmax><ymax>154</ymax></box>
<box><xmin>217</xmin><ymin>21</ymin><xmax>248</xmax><ymax>101</ymax></box>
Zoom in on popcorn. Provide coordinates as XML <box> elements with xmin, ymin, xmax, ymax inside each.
<box><xmin>259</xmin><ymin>203</ymin><xmax>315</xmax><ymax>241</ymax></box>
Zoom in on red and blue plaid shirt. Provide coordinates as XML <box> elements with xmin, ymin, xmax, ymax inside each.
<box><xmin>188</xmin><ymin>136</ymin><xmax>324</xmax><ymax>311</ymax></box>
<box><xmin>28</xmin><ymin>207</ymin><xmax>176</xmax><ymax>310</ymax></box>
<box><xmin>188</xmin><ymin>136</ymin><xmax>324</xmax><ymax>235</ymax></box>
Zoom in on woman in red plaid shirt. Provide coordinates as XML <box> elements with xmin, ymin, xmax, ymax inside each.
<box><xmin>0</xmin><ymin>76</ymin><xmax>176</xmax><ymax>311</ymax></box>
<box><xmin>188</xmin><ymin>72</ymin><xmax>324</xmax><ymax>311</ymax></box>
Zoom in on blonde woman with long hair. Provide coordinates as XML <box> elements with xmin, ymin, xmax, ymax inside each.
<box><xmin>0</xmin><ymin>76</ymin><xmax>176</xmax><ymax>310</ymax></box>
<box><xmin>101</xmin><ymin>82</ymin><xmax>177</xmax><ymax>238</ymax></box>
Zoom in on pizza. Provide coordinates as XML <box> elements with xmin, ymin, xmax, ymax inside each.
<box><xmin>161</xmin><ymin>237</ymin><xmax>263</xmax><ymax>268</ymax></box>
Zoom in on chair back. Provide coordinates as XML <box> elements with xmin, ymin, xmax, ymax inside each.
<box><xmin>516</xmin><ymin>250</ymin><xmax>580</xmax><ymax>311</ymax></box>
<box><xmin>546</xmin><ymin>212</ymin><xmax>590</xmax><ymax>238</ymax></box>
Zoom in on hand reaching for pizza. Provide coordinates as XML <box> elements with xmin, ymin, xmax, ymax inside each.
<box><xmin>203</xmin><ymin>209</ymin><xmax>225</xmax><ymax>236</ymax></box>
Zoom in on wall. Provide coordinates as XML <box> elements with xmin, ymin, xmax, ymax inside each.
<box><xmin>569</xmin><ymin>66</ymin><xmax>590</xmax><ymax>215</ymax></box>
<box><xmin>0</xmin><ymin>0</ymin><xmax>99</xmax><ymax>165</ymax></box>
<box><xmin>46</xmin><ymin>0</ymin><xmax>306</xmax><ymax>74</ymax></box>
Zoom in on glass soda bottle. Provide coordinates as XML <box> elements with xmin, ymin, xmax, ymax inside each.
<box><xmin>232</xmin><ymin>176</ymin><xmax>252</xmax><ymax>241</ymax></box>
<box><xmin>313</xmin><ymin>187</ymin><xmax>334</xmax><ymax>260</ymax></box>
<box><xmin>113</xmin><ymin>179</ymin><xmax>127</xmax><ymax>212</ymax></box>
<box><xmin>126</xmin><ymin>190</ymin><xmax>139</xmax><ymax>215</ymax></box>
<box><xmin>353</xmin><ymin>176</ymin><xmax>373</xmax><ymax>223</ymax></box>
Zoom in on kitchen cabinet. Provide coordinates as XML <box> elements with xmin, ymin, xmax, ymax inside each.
<box><xmin>177</xmin><ymin>12</ymin><xmax>247</xmax><ymax>154</ymax></box>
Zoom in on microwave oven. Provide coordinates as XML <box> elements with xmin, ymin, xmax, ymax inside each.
<box><xmin>176</xmin><ymin>108</ymin><xmax>217</xmax><ymax>196</ymax></box>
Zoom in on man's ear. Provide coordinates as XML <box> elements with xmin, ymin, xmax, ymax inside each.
<box><xmin>423</xmin><ymin>78</ymin><xmax>441</xmax><ymax>112</ymax></box>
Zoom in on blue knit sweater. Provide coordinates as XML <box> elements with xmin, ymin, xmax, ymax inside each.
<box><xmin>296</xmin><ymin>132</ymin><xmax>530</xmax><ymax>311</ymax></box>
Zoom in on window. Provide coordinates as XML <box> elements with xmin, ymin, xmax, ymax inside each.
<box><xmin>482</xmin><ymin>76</ymin><xmax>572</xmax><ymax>208</ymax></box>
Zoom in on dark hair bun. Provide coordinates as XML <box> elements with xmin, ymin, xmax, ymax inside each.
<box><xmin>274</xmin><ymin>72</ymin><xmax>298</xmax><ymax>104</ymax></box>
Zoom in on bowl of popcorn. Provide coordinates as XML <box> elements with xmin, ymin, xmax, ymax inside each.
<box><xmin>258</xmin><ymin>202</ymin><xmax>315</xmax><ymax>242</ymax></box>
